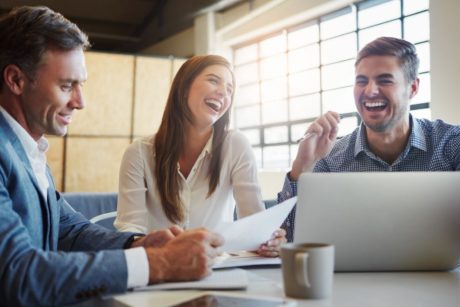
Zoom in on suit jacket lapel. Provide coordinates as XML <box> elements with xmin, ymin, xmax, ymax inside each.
<box><xmin>0</xmin><ymin>112</ymin><xmax>52</xmax><ymax>249</ymax></box>
<box><xmin>46</xmin><ymin>169</ymin><xmax>61</xmax><ymax>250</ymax></box>
<box><xmin>0</xmin><ymin>113</ymin><xmax>45</xmax><ymax>201</ymax></box>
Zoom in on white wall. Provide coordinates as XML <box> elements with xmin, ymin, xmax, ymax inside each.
<box><xmin>258</xmin><ymin>171</ymin><xmax>286</xmax><ymax>200</ymax></box>
<box><xmin>430</xmin><ymin>0</ymin><xmax>460</xmax><ymax>124</ymax></box>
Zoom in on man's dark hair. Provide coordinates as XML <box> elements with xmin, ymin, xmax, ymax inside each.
<box><xmin>355</xmin><ymin>37</ymin><xmax>419</xmax><ymax>82</ymax></box>
<box><xmin>0</xmin><ymin>6</ymin><xmax>90</xmax><ymax>89</ymax></box>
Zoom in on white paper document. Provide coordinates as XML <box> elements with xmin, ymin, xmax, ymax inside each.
<box><xmin>213</xmin><ymin>196</ymin><xmax>297</xmax><ymax>252</ymax></box>
<box><xmin>135</xmin><ymin>269</ymin><xmax>248</xmax><ymax>291</ymax></box>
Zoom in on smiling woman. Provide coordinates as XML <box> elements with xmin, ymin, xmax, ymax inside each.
<box><xmin>186</xmin><ymin>64</ymin><xmax>233</xmax><ymax>133</ymax></box>
<box><xmin>114</xmin><ymin>55</ymin><xmax>287</xmax><ymax>257</ymax></box>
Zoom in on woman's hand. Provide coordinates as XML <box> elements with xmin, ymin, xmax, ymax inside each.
<box><xmin>256</xmin><ymin>228</ymin><xmax>287</xmax><ymax>257</ymax></box>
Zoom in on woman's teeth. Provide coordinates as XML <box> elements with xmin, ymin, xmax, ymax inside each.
<box><xmin>205</xmin><ymin>99</ymin><xmax>221</xmax><ymax>112</ymax></box>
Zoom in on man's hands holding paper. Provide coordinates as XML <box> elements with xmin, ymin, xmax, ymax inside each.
<box><xmin>257</xmin><ymin>228</ymin><xmax>287</xmax><ymax>257</ymax></box>
<box><xmin>131</xmin><ymin>197</ymin><xmax>294</xmax><ymax>283</ymax></box>
<box><xmin>131</xmin><ymin>226</ymin><xmax>224</xmax><ymax>284</ymax></box>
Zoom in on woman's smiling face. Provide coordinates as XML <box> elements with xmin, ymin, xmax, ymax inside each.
<box><xmin>186</xmin><ymin>64</ymin><xmax>234</xmax><ymax>130</ymax></box>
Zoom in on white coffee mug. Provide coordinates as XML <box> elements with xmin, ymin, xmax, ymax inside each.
<box><xmin>281</xmin><ymin>243</ymin><xmax>334</xmax><ymax>299</ymax></box>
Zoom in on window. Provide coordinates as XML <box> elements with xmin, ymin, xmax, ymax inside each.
<box><xmin>232</xmin><ymin>0</ymin><xmax>430</xmax><ymax>169</ymax></box>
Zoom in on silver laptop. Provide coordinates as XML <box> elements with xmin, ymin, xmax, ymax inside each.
<box><xmin>295</xmin><ymin>172</ymin><xmax>460</xmax><ymax>271</ymax></box>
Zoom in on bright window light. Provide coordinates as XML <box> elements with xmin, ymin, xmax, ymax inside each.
<box><xmin>233</xmin><ymin>0</ymin><xmax>430</xmax><ymax>169</ymax></box>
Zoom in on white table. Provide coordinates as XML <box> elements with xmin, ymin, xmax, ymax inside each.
<box><xmin>110</xmin><ymin>267</ymin><xmax>460</xmax><ymax>306</ymax></box>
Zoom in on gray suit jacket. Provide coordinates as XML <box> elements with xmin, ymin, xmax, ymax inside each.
<box><xmin>0</xmin><ymin>113</ymin><xmax>136</xmax><ymax>306</ymax></box>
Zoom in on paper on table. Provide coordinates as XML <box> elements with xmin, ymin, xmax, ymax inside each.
<box><xmin>135</xmin><ymin>269</ymin><xmax>248</xmax><ymax>291</ymax></box>
<box><xmin>213</xmin><ymin>251</ymin><xmax>281</xmax><ymax>269</ymax></box>
<box><xmin>212</xmin><ymin>196</ymin><xmax>297</xmax><ymax>252</ymax></box>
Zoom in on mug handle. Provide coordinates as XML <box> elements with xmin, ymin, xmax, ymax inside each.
<box><xmin>295</xmin><ymin>252</ymin><xmax>311</xmax><ymax>287</ymax></box>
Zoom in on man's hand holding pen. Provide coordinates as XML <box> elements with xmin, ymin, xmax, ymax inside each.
<box><xmin>290</xmin><ymin>111</ymin><xmax>341</xmax><ymax>180</ymax></box>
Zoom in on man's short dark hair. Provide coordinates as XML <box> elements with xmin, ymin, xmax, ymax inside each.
<box><xmin>355</xmin><ymin>37</ymin><xmax>419</xmax><ymax>82</ymax></box>
<box><xmin>0</xmin><ymin>6</ymin><xmax>90</xmax><ymax>89</ymax></box>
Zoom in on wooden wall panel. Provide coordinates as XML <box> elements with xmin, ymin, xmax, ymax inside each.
<box><xmin>133</xmin><ymin>56</ymin><xmax>172</xmax><ymax>136</ymax></box>
<box><xmin>69</xmin><ymin>52</ymin><xmax>134</xmax><ymax>136</ymax></box>
<box><xmin>64</xmin><ymin>137</ymin><xmax>130</xmax><ymax>192</ymax></box>
<box><xmin>51</xmin><ymin>52</ymin><xmax>186</xmax><ymax>192</ymax></box>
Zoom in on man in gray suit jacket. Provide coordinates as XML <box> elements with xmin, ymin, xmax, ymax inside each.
<box><xmin>0</xmin><ymin>6</ymin><xmax>223</xmax><ymax>306</ymax></box>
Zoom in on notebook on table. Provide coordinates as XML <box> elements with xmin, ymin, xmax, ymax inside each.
<box><xmin>294</xmin><ymin>172</ymin><xmax>460</xmax><ymax>271</ymax></box>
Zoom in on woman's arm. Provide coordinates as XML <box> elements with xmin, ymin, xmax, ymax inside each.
<box><xmin>114</xmin><ymin>139</ymin><xmax>150</xmax><ymax>233</ymax></box>
<box><xmin>229</xmin><ymin>131</ymin><xmax>265</xmax><ymax>218</ymax></box>
<box><xmin>229</xmin><ymin>132</ymin><xmax>287</xmax><ymax>256</ymax></box>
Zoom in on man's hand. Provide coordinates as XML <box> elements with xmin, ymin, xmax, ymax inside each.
<box><xmin>290</xmin><ymin>111</ymin><xmax>340</xmax><ymax>180</ymax></box>
<box><xmin>145</xmin><ymin>228</ymin><xmax>224</xmax><ymax>283</ymax></box>
<box><xmin>130</xmin><ymin>225</ymin><xmax>183</xmax><ymax>249</ymax></box>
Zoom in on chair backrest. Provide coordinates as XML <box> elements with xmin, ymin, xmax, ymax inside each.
<box><xmin>264</xmin><ymin>199</ymin><xmax>277</xmax><ymax>209</ymax></box>
<box><xmin>63</xmin><ymin>193</ymin><xmax>278</xmax><ymax>229</ymax></box>
<box><xmin>63</xmin><ymin>192</ymin><xmax>118</xmax><ymax>230</ymax></box>
<box><xmin>89</xmin><ymin>211</ymin><xmax>117</xmax><ymax>230</ymax></box>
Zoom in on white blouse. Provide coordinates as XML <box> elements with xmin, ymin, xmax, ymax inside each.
<box><xmin>114</xmin><ymin>130</ymin><xmax>265</xmax><ymax>233</ymax></box>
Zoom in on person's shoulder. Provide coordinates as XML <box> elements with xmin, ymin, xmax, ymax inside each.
<box><xmin>0</xmin><ymin>134</ymin><xmax>15</xmax><ymax>169</ymax></box>
<box><xmin>416</xmin><ymin>117</ymin><xmax>460</xmax><ymax>137</ymax></box>
<box><xmin>0</xmin><ymin>134</ymin><xmax>9</xmax><ymax>152</ymax></box>
<box><xmin>220</xmin><ymin>130</ymin><xmax>254</xmax><ymax>161</ymax></box>
<box><xmin>225</xmin><ymin>130</ymin><xmax>251</xmax><ymax>147</ymax></box>
<box><xmin>123</xmin><ymin>135</ymin><xmax>154</xmax><ymax>157</ymax></box>
<box><xmin>130</xmin><ymin>135</ymin><xmax>154</xmax><ymax>148</ymax></box>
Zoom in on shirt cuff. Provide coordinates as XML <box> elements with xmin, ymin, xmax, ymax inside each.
<box><xmin>125</xmin><ymin>247</ymin><xmax>149</xmax><ymax>288</ymax></box>
<box><xmin>277</xmin><ymin>172</ymin><xmax>298</xmax><ymax>203</ymax></box>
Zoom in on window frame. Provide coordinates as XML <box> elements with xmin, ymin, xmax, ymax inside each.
<box><xmin>232</xmin><ymin>0</ymin><xmax>430</xmax><ymax>169</ymax></box>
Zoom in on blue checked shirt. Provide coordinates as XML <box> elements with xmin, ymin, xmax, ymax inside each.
<box><xmin>279</xmin><ymin>115</ymin><xmax>460</xmax><ymax>241</ymax></box>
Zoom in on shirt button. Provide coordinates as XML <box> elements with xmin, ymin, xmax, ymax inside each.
<box><xmin>286</xmin><ymin>192</ymin><xmax>290</xmax><ymax>197</ymax></box>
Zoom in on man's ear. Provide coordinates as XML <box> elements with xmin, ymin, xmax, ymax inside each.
<box><xmin>3</xmin><ymin>64</ymin><xmax>27</xmax><ymax>95</ymax></box>
<box><xmin>409</xmin><ymin>77</ymin><xmax>419</xmax><ymax>99</ymax></box>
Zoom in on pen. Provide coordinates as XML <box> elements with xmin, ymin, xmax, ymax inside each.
<box><xmin>296</xmin><ymin>132</ymin><xmax>316</xmax><ymax>143</ymax></box>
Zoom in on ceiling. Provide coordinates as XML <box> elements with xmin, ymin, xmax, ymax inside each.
<box><xmin>0</xmin><ymin>0</ymin><xmax>245</xmax><ymax>54</ymax></box>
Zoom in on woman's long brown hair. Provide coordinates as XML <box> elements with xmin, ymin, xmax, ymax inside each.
<box><xmin>154</xmin><ymin>55</ymin><xmax>235</xmax><ymax>224</ymax></box>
